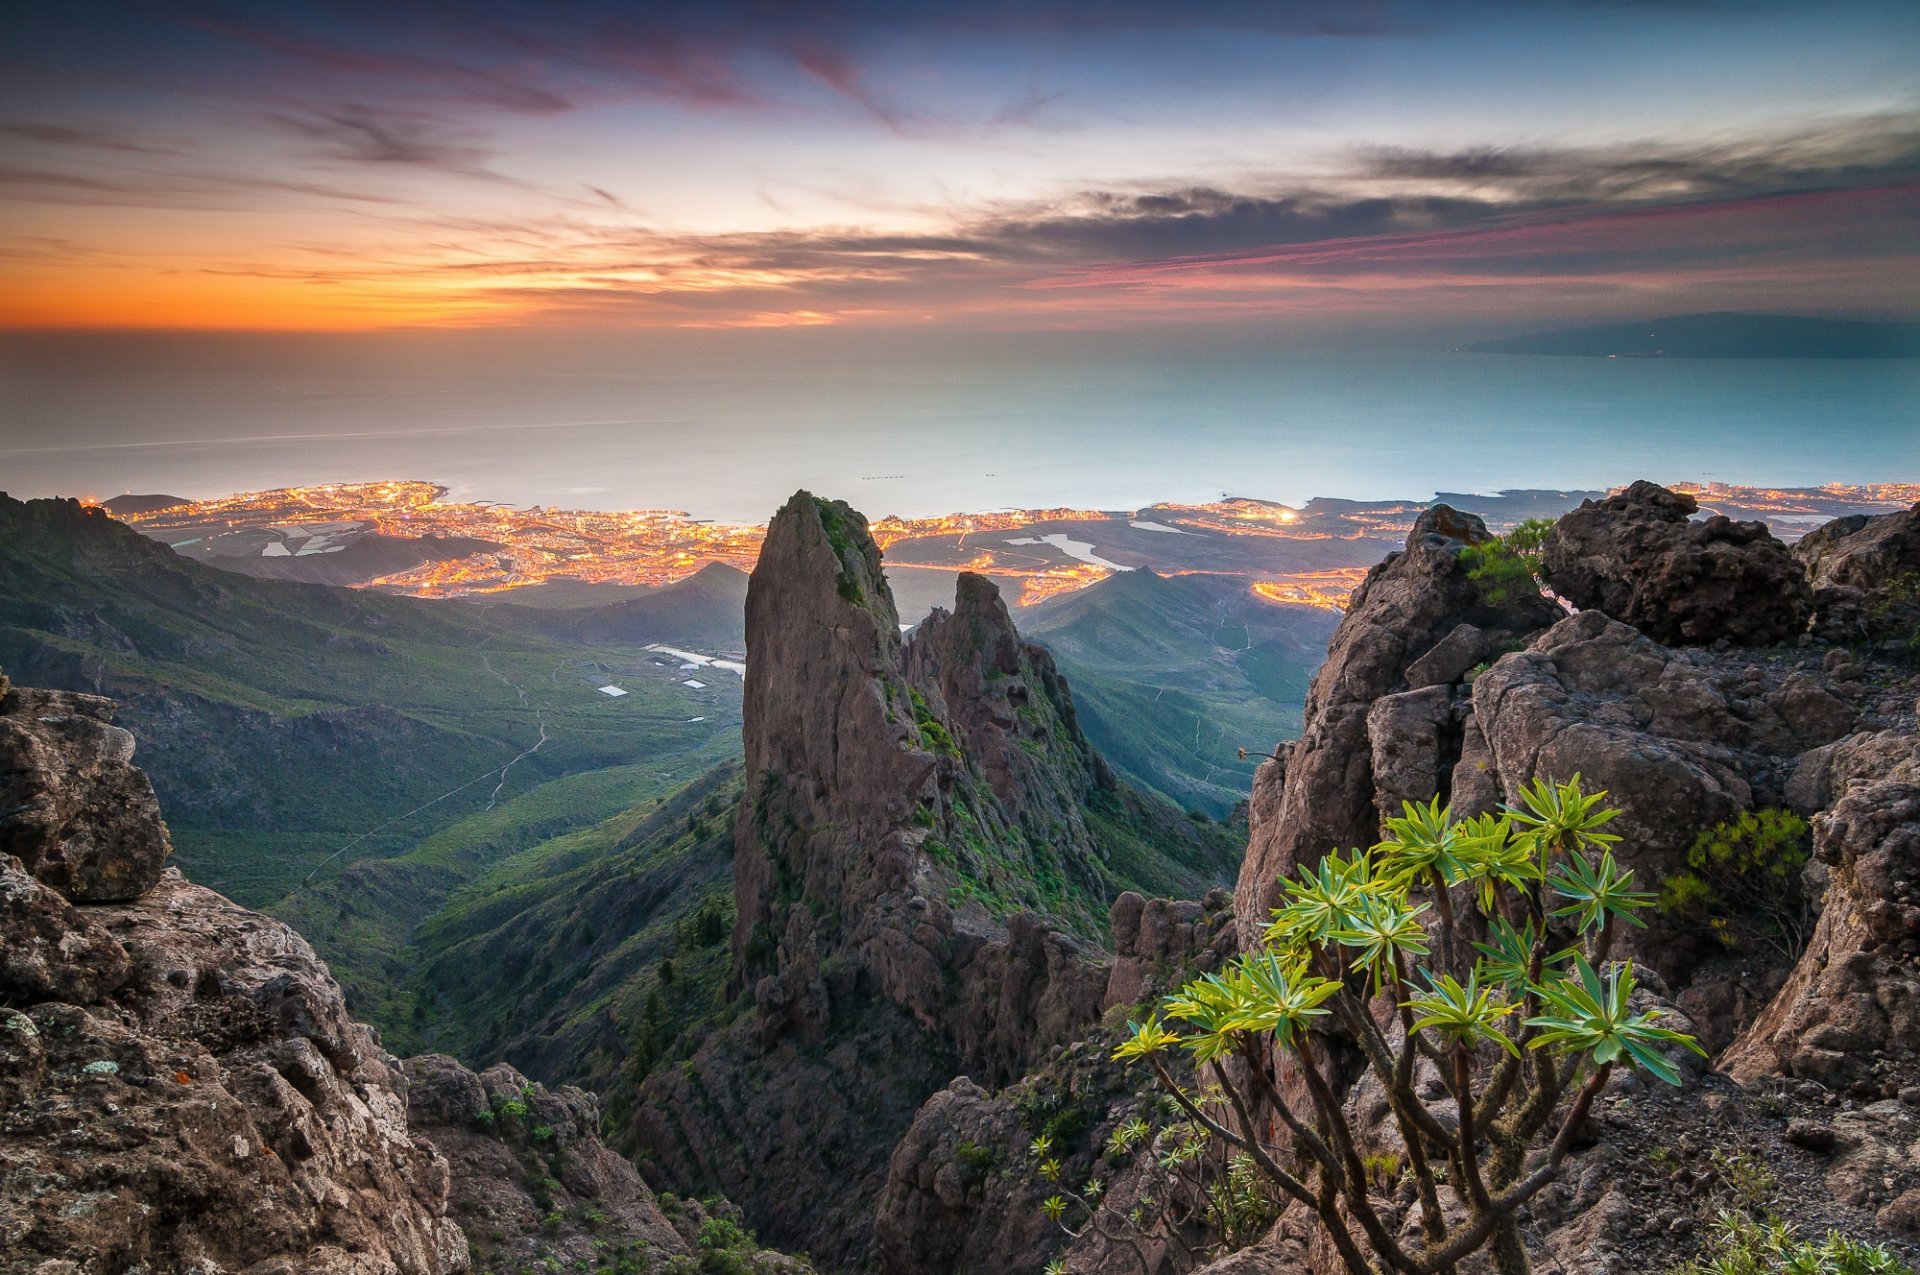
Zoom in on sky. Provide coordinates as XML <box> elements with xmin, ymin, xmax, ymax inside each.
<box><xmin>2</xmin><ymin>0</ymin><xmax>1918</xmax><ymax>334</ymax></box>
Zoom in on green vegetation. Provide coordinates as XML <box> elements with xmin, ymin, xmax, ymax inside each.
<box><xmin>400</xmin><ymin>764</ymin><xmax>746</xmax><ymax>1080</ymax></box>
<box><xmin>0</xmin><ymin>495</ymin><xmax>748</xmax><ymax>1051</ymax></box>
<box><xmin>1016</xmin><ymin>569</ymin><xmax>1333</xmax><ymax>816</ymax></box>
<box><xmin>1671</xmin><ymin>1212</ymin><xmax>1912</xmax><ymax>1275</ymax></box>
<box><xmin>812</xmin><ymin>497</ymin><xmax>867</xmax><ymax>605</ymax></box>
<box><xmin>1108</xmin><ymin>777</ymin><xmax>1702</xmax><ymax>1275</ymax></box>
<box><xmin>1658</xmin><ymin>809</ymin><xmax>1813</xmax><ymax>962</ymax></box>
<box><xmin>907</xmin><ymin>687</ymin><xmax>962</xmax><ymax>758</ymax></box>
<box><xmin>1461</xmin><ymin>518</ymin><xmax>1554</xmax><ymax>605</ymax></box>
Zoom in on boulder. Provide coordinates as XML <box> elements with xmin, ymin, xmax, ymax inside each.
<box><xmin>1795</xmin><ymin>503</ymin><xmax>1920</xmax><ymax>643</ymax></box>
<box><xmin>0</xmin><ymin>871</ymin><xmax>467</xmax><ymax>1273</ymax></box>
<box><xmin>403</xmin><ymin>1054</ymin><xmax>702</xmax><ymax>1272</ymax></box>
<box><xmin>0</xmin><ymin>680</ymin><xmax>170</xmax><ymax>901</ymax></box>
<box><xmin>1540</xmin><ymin>480</ymin><xmax>1812</xmax><ymax>646</ymax></box>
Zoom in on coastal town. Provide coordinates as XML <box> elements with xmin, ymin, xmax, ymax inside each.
<box><xmin>106</xmin><ymin>480</ymin><xmax>1920</xmax><ymax>613</ymax></box>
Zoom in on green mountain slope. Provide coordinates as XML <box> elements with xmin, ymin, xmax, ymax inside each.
<box><xmin>500</xmin><ymin>560</ymin><xmax>751</xmax><ymax>649</ymax></box>
<box><xmin>0</xmin><ymin>494</ymin><xmax>744</xmax><ymax>910</ymax></box>
<box><xmin>1015</xmin><ymin>569</ymin><xmax>1335</xmax><ymax>814</ymax></box>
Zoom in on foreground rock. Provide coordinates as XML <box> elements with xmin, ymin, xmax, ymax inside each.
<box><xmin>0</xmin><ymin>867</ymin><xmax>466</xmax><ymax>1273</ymax></box>
<box><xmin>0</xmin><ymin>680</ymin><xmax>170</xmax><ymax>902</ymax></box>
<box><xmin>1724</xmin><ymin>731</ymin><xmax>1920</xmax><ymax>1087</ymax></box>
<box><xmin>405</xmin><ymin>1054</ymin><xmax>816</xmax><ymax>1273</ymax></box>
<box><xmin>1540</xmin><ymin>480</ymin><xmax>1813</xmax><ymax>646</ymax></box>
<box><xmin>1210</xmin><ymin>485</ymin><xmax>1920</xmax><ymax>1274</ymax></box>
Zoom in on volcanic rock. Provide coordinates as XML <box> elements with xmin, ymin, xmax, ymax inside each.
<box><xmin>1235</xmin><ymin>504</ymin><xmax>1558</xmax><ymax>942</ymax></box>
<box><xmin>0</xmin><ymin>677</ymin><xmax>171</xmax><ymax>902</ymax></box>
<box><xmin>1539</xmin><ymin>480</ymin><xmax>1813</xmax><ymax>646</ymax></box>
<box><xmin>1723</xmin><ymin>731</ymin><xmax>1920</xmax><ymax>1085</ymax></box>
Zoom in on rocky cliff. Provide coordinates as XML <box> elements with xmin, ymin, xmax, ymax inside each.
<box><xmin>0</xmin><ymin>675</ymin><xmax>791</xmax><ymax>1274</ymax></box>
<box><xmin>1210</xmin><ymin>481</ymin><xmax>1920</xmax><ymax>1273</ymax></box>
<box><xmin>0</xmin><ymin>675</ymin><xmax>468</xmax><ymax>1274</ymax></box>
<box><xmin>634</xmin><ymin>493</ymin><xmax>1240</xmax><ymax>1268</ymax></box>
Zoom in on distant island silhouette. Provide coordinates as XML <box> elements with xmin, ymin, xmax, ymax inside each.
<box><xmin>1463</xmin><ymin>312</ymin><xmax>1920</xmax><ymax>359</ymax></box>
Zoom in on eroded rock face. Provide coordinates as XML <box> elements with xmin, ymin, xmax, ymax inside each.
<box><xmin>0</xmin><ymin>679</ymin><xmax>170</xmax><ymax>902</ymax></box>
<box><xmin>1235</xmin><ymin>505</ymin><xmax>1558</xmax><ymax>943</ymax></box>
<box><xmin>0</xmin><ymin>871</ymin><xmax>466</xmax><ymax>1273</ymax></box>
<box><xmin>1723</xmin><ymin>731</ymin><xmax>1920</xmax><ymax>1087</ymax></box>
<box><xmin>1539</xmin><ymin>480</ymin><xmax>1813</xmax><ymax>646</ymax></box>
<box><xmin>1470</xmin><ymin>612</ymin><xmax>1861</xmax><ymax>929</ymax></box>
<box><xmin>1796</xmin><ymin>503</ymin><xmax>1920</xmax><ymax>643</ymax></box>
<box><xmin>403</xmin><ymin>1054</ymin><xmax>700</xmax><ymax>1272</ymax></box>
<box><xmin>0</xmin><ymin>678</ymin><xmax>465</xmax><ymax>1273</ymax></box>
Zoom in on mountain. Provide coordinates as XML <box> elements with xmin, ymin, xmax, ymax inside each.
<box><xmin>1016</xmin><ymin>568</ymin><xmax>1337</xmax><ymax>814</ymax></box>
<box><xmin>432</xmin><ymin>492</ymin><xmax>1242</xmax><ymax>1268</ymax></box>
<box><xmin>1463</xmin><ymin>311</ymin><xmax>1920</xmax><ymax>359</ymax></box>
<box><xmin>517</xmin><ymin>559</ymin><xmax>750</xmax><ymax>649</ymax></box>
<box><xmin>100</xmin><ymin>493</ymin><xmax>190</xmax><ymax>516</ymax></box>
<box><xmin>0</xmin><ymin>492</ymin><xmax>739</xmax><ymax>930</ymax></box>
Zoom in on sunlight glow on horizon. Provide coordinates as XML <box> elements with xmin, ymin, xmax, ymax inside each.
<box><xmin>2</xmin><ymin>2</ymin><xmax>1916</xmax><ymax>332</ymax></box>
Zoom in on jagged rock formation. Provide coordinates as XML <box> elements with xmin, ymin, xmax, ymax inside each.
<box><xmin>1540</xmin><ymin>480</ymin><xmax>1813</xmax><ymax>646</ymax></box>
<box><xmin>1723</xmin><ymin>731</ymin><xmax>1920</xmax><ymax>1087</ymax></box>
<box><xmin>636</xmin><ymin>493</ymin><xmax>1238</xmax><ymax>1268</ymax></box>
<box><xmin>403</xmin><ymin>1054</ymin><xmax>749</xmax><ymax>1272</ymax></box>
<box><xmin>1796</xmin><ymin>502</ymin><xmax>1920</xmax><ymax>643</ymax></box>
<box><xmin>1234</xmin><ymin>504</ymin><xmax>1559</xmax><ymax>944</ymax></box>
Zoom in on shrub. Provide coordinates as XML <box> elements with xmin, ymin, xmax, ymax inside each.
<box><xmin>1670</xmin><ymin>1210</ymin><xmax>1913</xmax><ymax>1274</ymax></box>
<box><xmin>1111</xmin><ymin>776</ymin><xmax>1701</xmax><ymax>1275</ymax></box>
<box><xmin>1659</xmin><ymin>809</ymin><xmax>1812</xmax><ymax>962</ymax></box>
<box><xmin>1461</xmin><ymin>519</ymin><xmax>1553</xmax><ymax>606</ymax></box>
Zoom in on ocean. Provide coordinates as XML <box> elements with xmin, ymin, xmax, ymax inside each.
<box><xmin>3</xmin><ymin>332</ymin><xmax>1914</xmax><ymax>520</ymax></box>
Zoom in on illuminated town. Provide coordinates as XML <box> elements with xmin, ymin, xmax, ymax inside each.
<box><xmin>110</xmin><ymin>480</ymin><xmax>1920</xmax><ymax>613</ymax></box>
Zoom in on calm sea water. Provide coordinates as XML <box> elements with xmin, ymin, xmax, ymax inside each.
<box><xmin>3</xmin><ymin>333</ymin><xmax>1914</xmax><ymax>520</ymax></box>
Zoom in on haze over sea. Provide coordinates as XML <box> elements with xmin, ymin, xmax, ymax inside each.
<box><xmin>4</xmin><ymin>333</ymin><xmax>1915</xmax><ymax>522</ymax></box>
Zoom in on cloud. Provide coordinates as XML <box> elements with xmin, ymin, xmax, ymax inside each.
<box><xmin>0</xmin><ymin>122</ymin><xmax>174</xmax><ymax>155</ymax></box>
<box><xmin>1355</xmin><ymin>114</ymin><xmax>1920</xmax><ymax>203</ymax></box>
<box><xmin>272</xmin><ymin>107</ymin><xmax>500</xmax><ymax>178</ymax></box>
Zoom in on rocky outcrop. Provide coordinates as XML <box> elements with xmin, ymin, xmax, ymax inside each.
<box><xmin>1235</xmin><ymin>504</ymin><xmax>1558</xmax><ymax>942</ymax></box>
<box><xmin>0</xmin><ymin>681</ymin><xmax>170</xmax><ymax>902</ymax></box>
<box><xmin>1470</xmin><ymin>611</ymin><xmax>1862</xmax><ymax>967</ymax></box>
<box><xmin>1723</xmin><ymin>731</ymin><xmax>1920</xmax><ymax>1088</ymax></box>
<box><xmin>1796</xmin><ymin>503</ymin><xmax>1920</xmax><ymax>643</ymax></box>
<box><xmin>1798</xmin><ymin>503</ymin><xmax>1920</xmax><ymax>593</ymax></box>
<box><xmin>640</xmin><ymin>493</ymin><xmax>1238</xmax><ymax>1268</ymax></box>
<box><xmin>874</xmin><ymin>889</ymin><xmax>1236</xmax><ymax>1275</ymax></box>
<box><xmin>403</xmin><ymin>1054</ymin><xmax>714</xmax><ymax>1271</ymax></box>
<box><xmin>1540</xmin><ymin>480</ymin><xmax>1813</xmax><ymax>646</ymax></box>
<box><xmin>0</xmin><ymin>678</ymin><xmax>467</xmax><ymax>1273</ymax></box>
<box><xmin>1</xmin><ymin>866</ymin><xmax>467</xmax><ymax>1273</ymax></box>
